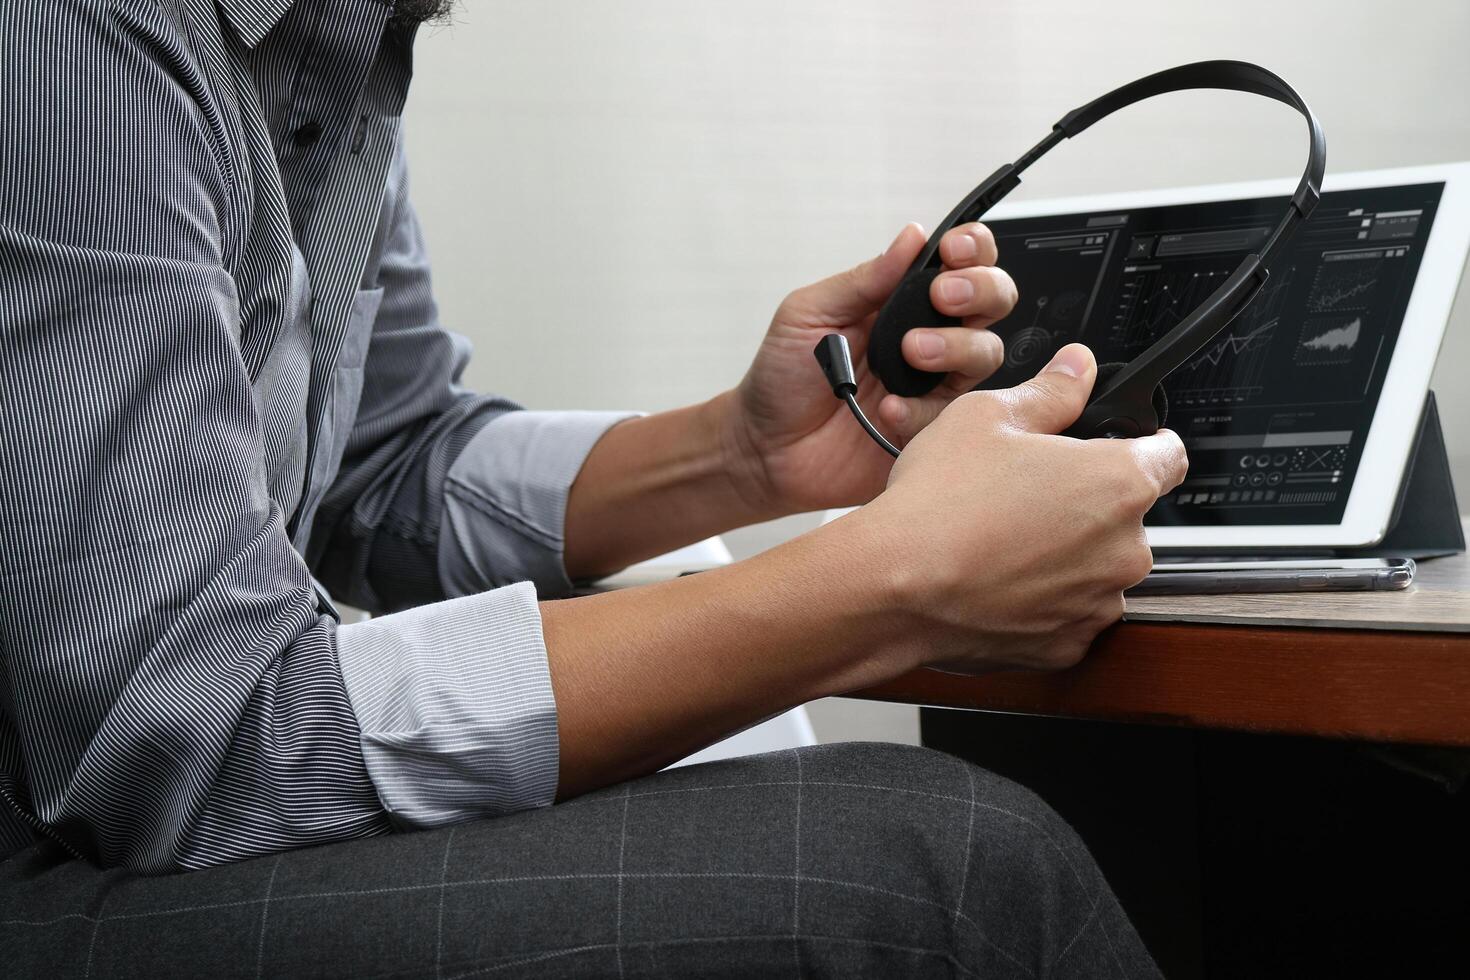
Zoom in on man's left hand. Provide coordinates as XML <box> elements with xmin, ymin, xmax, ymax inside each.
<box><xmin>724</xmin><ymin>222</ymin><xmax>1018</xmax><ymax>514</ymax></box>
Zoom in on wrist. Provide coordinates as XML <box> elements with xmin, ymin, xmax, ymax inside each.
<box><xmin>698</xmin><ymin>511</ymin><xmax>924</xmax><ymax>696</ymax></box>
<box><xmin>801</xmin><ymin>503</ymin><xmax>933</xmax><ymax>679</ymax></box>
<box><xmin>565</xmin><ymin>396</ymin><xmax>785</xmax><ymax>578</ymax></box>
<box><xmin>706</xmin><ymin>388</ymin><xmax>790</xmax><ymax>523</ymax></box>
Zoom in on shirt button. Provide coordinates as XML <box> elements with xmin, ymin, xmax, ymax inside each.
<box><xmin>350</xmin><ymin>115</ymin><xmax>369</xmax><ymax>154</ymax></box>
<box><xmin>293</xmin><ymin>121</ymin><xmax>323</xmax><ymax>148</ymax></box>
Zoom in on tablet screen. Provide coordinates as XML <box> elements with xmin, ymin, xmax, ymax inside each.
<box><xmin>977</xmin><ymin>182</ymin><xmax>1445</xmax><ymax>526</ymax></box>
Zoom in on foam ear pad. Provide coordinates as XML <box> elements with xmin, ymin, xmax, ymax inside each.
<box><xmin>866</xmin><ymin>267</ymin><xmax>959</xmax><ymax>398</ymax></box>
<box><xmin>1094</xmin><ymin>361</ymin><xmax>1169</xmax><ymax>429</ymax></box>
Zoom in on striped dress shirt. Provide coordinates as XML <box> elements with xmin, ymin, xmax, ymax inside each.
<box><xmin>0</xmin><ymin>0</ymin><xmax>630</xmax><ymax>872</ymax></box>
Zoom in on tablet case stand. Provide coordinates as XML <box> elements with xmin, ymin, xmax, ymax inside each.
<box><xmin>1155</xmin><ymin>390</ymin><xmax>1464</xmax><ymax>560</ymax></box>
<box><xmin>1339</xmin><ymin>390</ymin><xmax>1465</xmax><ymax>559</ymax></box>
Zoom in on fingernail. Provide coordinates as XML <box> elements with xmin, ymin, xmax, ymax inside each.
<box><xmin>884</xmin><ymin>223</ymin><xmax>920</xmax><ymax>256</ymax></box>
<box><xmin>949</xmin><ymin>234</ymin><xmax>977</xmax><ymax>261</ymax></box>
<box><xmin>938</xmin><ymin>276</ymin><xmax>974</xmax><ymax>305</ymax></box>
<box><xmin>914</xmin><ymin>331</ymin><xmax>944</xmax><ymax>360</ymax></box>
<box><xmin>1043</xmin><ymin>345</ymin><xmax>1088</xmax><ymax>378</ymax></box>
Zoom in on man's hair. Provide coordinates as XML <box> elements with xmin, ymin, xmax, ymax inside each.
<box><xmin>390</xmin><ymin>0</ymin><xmax>453</xmax><ymax>29</ymax></box>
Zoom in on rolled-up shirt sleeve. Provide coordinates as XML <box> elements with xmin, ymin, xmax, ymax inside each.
<box><xmin>335</xmin><ymin>403</ymin><xmax>632</xmax><ymax>829</ymax></box>
<box><xmin>307</xmin><ymin>145</ymin><xmax>637</xmax><ymax>826</ymax></box>
<box><xmin>439</xmin><ymin>410</ymin><xmax>638</xmax><ymax>599</ymax></box>
<box><xmin>336</xmin><ymin>582</ymin><xmax>559</xmax><ymax>826</ymax></box>
<box><xmin>333</xmin><ymin>406</ymin><xmax>631</xmax><ymax>828</ymax></box>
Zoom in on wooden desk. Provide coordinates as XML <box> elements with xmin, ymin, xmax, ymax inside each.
<box><xmin>856</xmin><ymin>524</ymin><xmax>1470</xmax><ymax>746</ymax></box>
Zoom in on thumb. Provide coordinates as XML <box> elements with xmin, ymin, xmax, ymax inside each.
<box><xmin>783</xmin><ymin>223</ymin><xmax>926</xmax><ymax>324</ymax></box>
<box><xmin>1001</xmin><ymin>343</ymin><xmax>1097</xmax><ymax>434</ymax></box>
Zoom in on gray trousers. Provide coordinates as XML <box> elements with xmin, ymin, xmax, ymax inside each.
<box><xmin>1</xmin><ymin>743</ymin><xmax>1160</xmax><ymax>978</ymax></box>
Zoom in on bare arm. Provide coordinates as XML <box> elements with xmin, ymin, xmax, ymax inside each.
<box><xmin>547</xmin><ymin>344</ymin><xmax>1188</xmax><ymax>800</ymax></box>
<box><xmin>547</xmin><ymin>513</ymin><xmax>905</xmax><ymax>796</ymax></box>
<box><xmin>561</xmin><ymin>391</ymin><xmax>776</xmax><ymax>581</ymax></box>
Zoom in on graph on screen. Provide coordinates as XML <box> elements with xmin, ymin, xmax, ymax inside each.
<box><xmin>1109</xmin><ymin>266</ymin><xmax>1232</xmax><ymax>350</ymax></box>
<box><xmin>1169</xmin><ymin>319</ymin><xmax>1277</xmax><ymax>407</ymax></box>
<box><xmin>1295</xmin><ymin>315</ymin><xmax>1363</xmax><ymax>366</ymax></box>
<box><xmin>1155</xmin><ymin>267</ymin><xmax>1293</xmax><ymax>408</ymax></box>
<box><xmin>1307</xmin><ymin>255</ymin><xmax>1380</xmax><ymax>312</ymax></box>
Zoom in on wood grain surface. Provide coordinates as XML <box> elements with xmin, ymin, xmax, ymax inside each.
<box><xmin>1124</xmin><ymin>541</ymin><xmax>1470</xmax><ymax>632</ymax></box>
<box><xmin>856</xmin><ymin>525</ymin><xmax>1470</xmax><ymax>745</ymax></box>
<box><xmin>856</xmin><ymin>621</ymin><xmax>1470</xmax><ymax>745</ymax></box>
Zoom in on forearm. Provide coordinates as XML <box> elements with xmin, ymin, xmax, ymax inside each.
<box><xmin>544</xmin><ymin>510</ymin><xmax>918</xmax><ymax>798</ymax></box>
<box><xmin>563</xmin><ymin>390</ymin><xmax>779</xmax><ymax>580</ymax></box>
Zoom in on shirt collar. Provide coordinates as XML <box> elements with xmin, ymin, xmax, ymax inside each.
<box><xmin>216</xmin><ymin>0</ymin><xmax>297</xmax><ymax>48</ymax></box>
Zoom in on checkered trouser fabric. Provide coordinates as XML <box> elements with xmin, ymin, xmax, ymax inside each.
<box><xmin>1</xmin><ymin>743</ymin><xmax>1159</xmax><ymax>978</ymax></box>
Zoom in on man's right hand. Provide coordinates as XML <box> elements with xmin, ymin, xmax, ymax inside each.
<box><xmin>852</xmin><ymin>342</ymin><xmax>1189</xmax><ymax>675</ymax></box>
<box><xmin>543</xmin><ymin>341</ymin><xmax>1185</xmax><ymax>798</ymax></box>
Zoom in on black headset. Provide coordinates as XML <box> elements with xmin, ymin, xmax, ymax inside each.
<box><xmin>815</xmin><ymin>60</ymin><xmax>1325</xmax><ymax>455</ymax></box>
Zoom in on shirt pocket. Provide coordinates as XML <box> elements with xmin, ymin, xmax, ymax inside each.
<box><xmin>327</xmin><ymin>285</ymin><xmax>384</xmax><ymax>461</ymax></box>
<box><xmin>339</xmin><ymin>286</ymin><xmax>383</xmax><ymax>373</ymax></box>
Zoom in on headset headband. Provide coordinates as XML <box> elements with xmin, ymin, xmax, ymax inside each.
<box><xmin>858</xmin><ymin>60</ymin><xmax>1325</xmax><ymax>442</ymax></box>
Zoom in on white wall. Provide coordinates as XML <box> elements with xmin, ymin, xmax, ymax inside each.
<box><xmin>404</xmin><ymin>1</ymin><xmax>1470</xmax><ymax>743</ymax></box>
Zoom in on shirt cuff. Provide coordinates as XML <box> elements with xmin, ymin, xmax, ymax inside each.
<box><xmin>335</xmin><ymin>581</ymin><xmax>558</xmax><ymax>828</ymax></box>
<box><xmin>439</xmin><ymin>409</ymin><xmax>637</xmax><ymax>599</ymax></box>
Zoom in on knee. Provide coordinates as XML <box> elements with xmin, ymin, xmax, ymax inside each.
<box><xmin>795</xmin><ymin>741</ymin><xmax>1094</xmax><ymax>915</ymax></box>
<box><xmin>795</xmin><ymin>743</ymin><xmax>1107</xmax><ymax>968</ymax></box>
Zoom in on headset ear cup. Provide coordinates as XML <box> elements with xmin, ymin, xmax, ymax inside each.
<box><xmin>867</xmin><ymin>268</ymin><xmax>957</xmax><ymax>398</ymax></box>
<box><xmin>1094</xmin><ymin>361</ymin><xmax>1126</xmax><ymax>388</ymax></box>
<box><xmin>1092</xmin><ymin>361</ymin><xmax>1169</xmax><ymax>430</ymax></box>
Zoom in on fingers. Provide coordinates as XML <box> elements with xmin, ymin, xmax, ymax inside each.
<box><xmin>882</xmin><ymin>327</ymin><xmax>1004</xmax><ymax>439</ymax></box>
<box><xmin>997</xmin><ymin>343</ymin><xmax>1097</xmax><ymax>434</ymax></box>
<box><xmin>881</xmin><ymin>391</ymin><xmax>965</xmax><ymax>443</ymax></box>
<box><xmin>1125</xmin><ymin>428</ymin><xmax>1190</xmax><ymax>499</ymax></box>
<box><xmin>938</xmin><ymin>222</ymin><xmax>999</xmax><ymax>268</ymax></box>
<box><xmin>929</xmin><ymin>264</ymin><xmax>1018</xmax><ymax>321</ymax></box>
<box><xmin>932</xmin><ymin>222</ymin><xmax>1011</xmax><ymax>322</ymax></box>
<box><xmin>1085</xmin><ymin>427</ymin><xmax>1189</xmax><ymax>525</ymax></box>
<box><xmin>782</xmin><ymin>223</ymin><xmax>926</xmax><ymax>323</ymax></box>
<box><xmin>899</xmin><ymin>327</ymin><xmax>1004</xmax><ymax>383</ymax></box>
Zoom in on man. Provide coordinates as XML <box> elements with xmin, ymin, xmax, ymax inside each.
<box><xmin>0</xmin><ymin>1</ymin><xmax>1184</xmax><ymax>976</ymax></box>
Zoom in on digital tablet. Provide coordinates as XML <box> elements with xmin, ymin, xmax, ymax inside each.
<box><xmin>973</xmin><ymin>163</ymin><xmax>1470</xmax><ymax>552</ymax></box>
